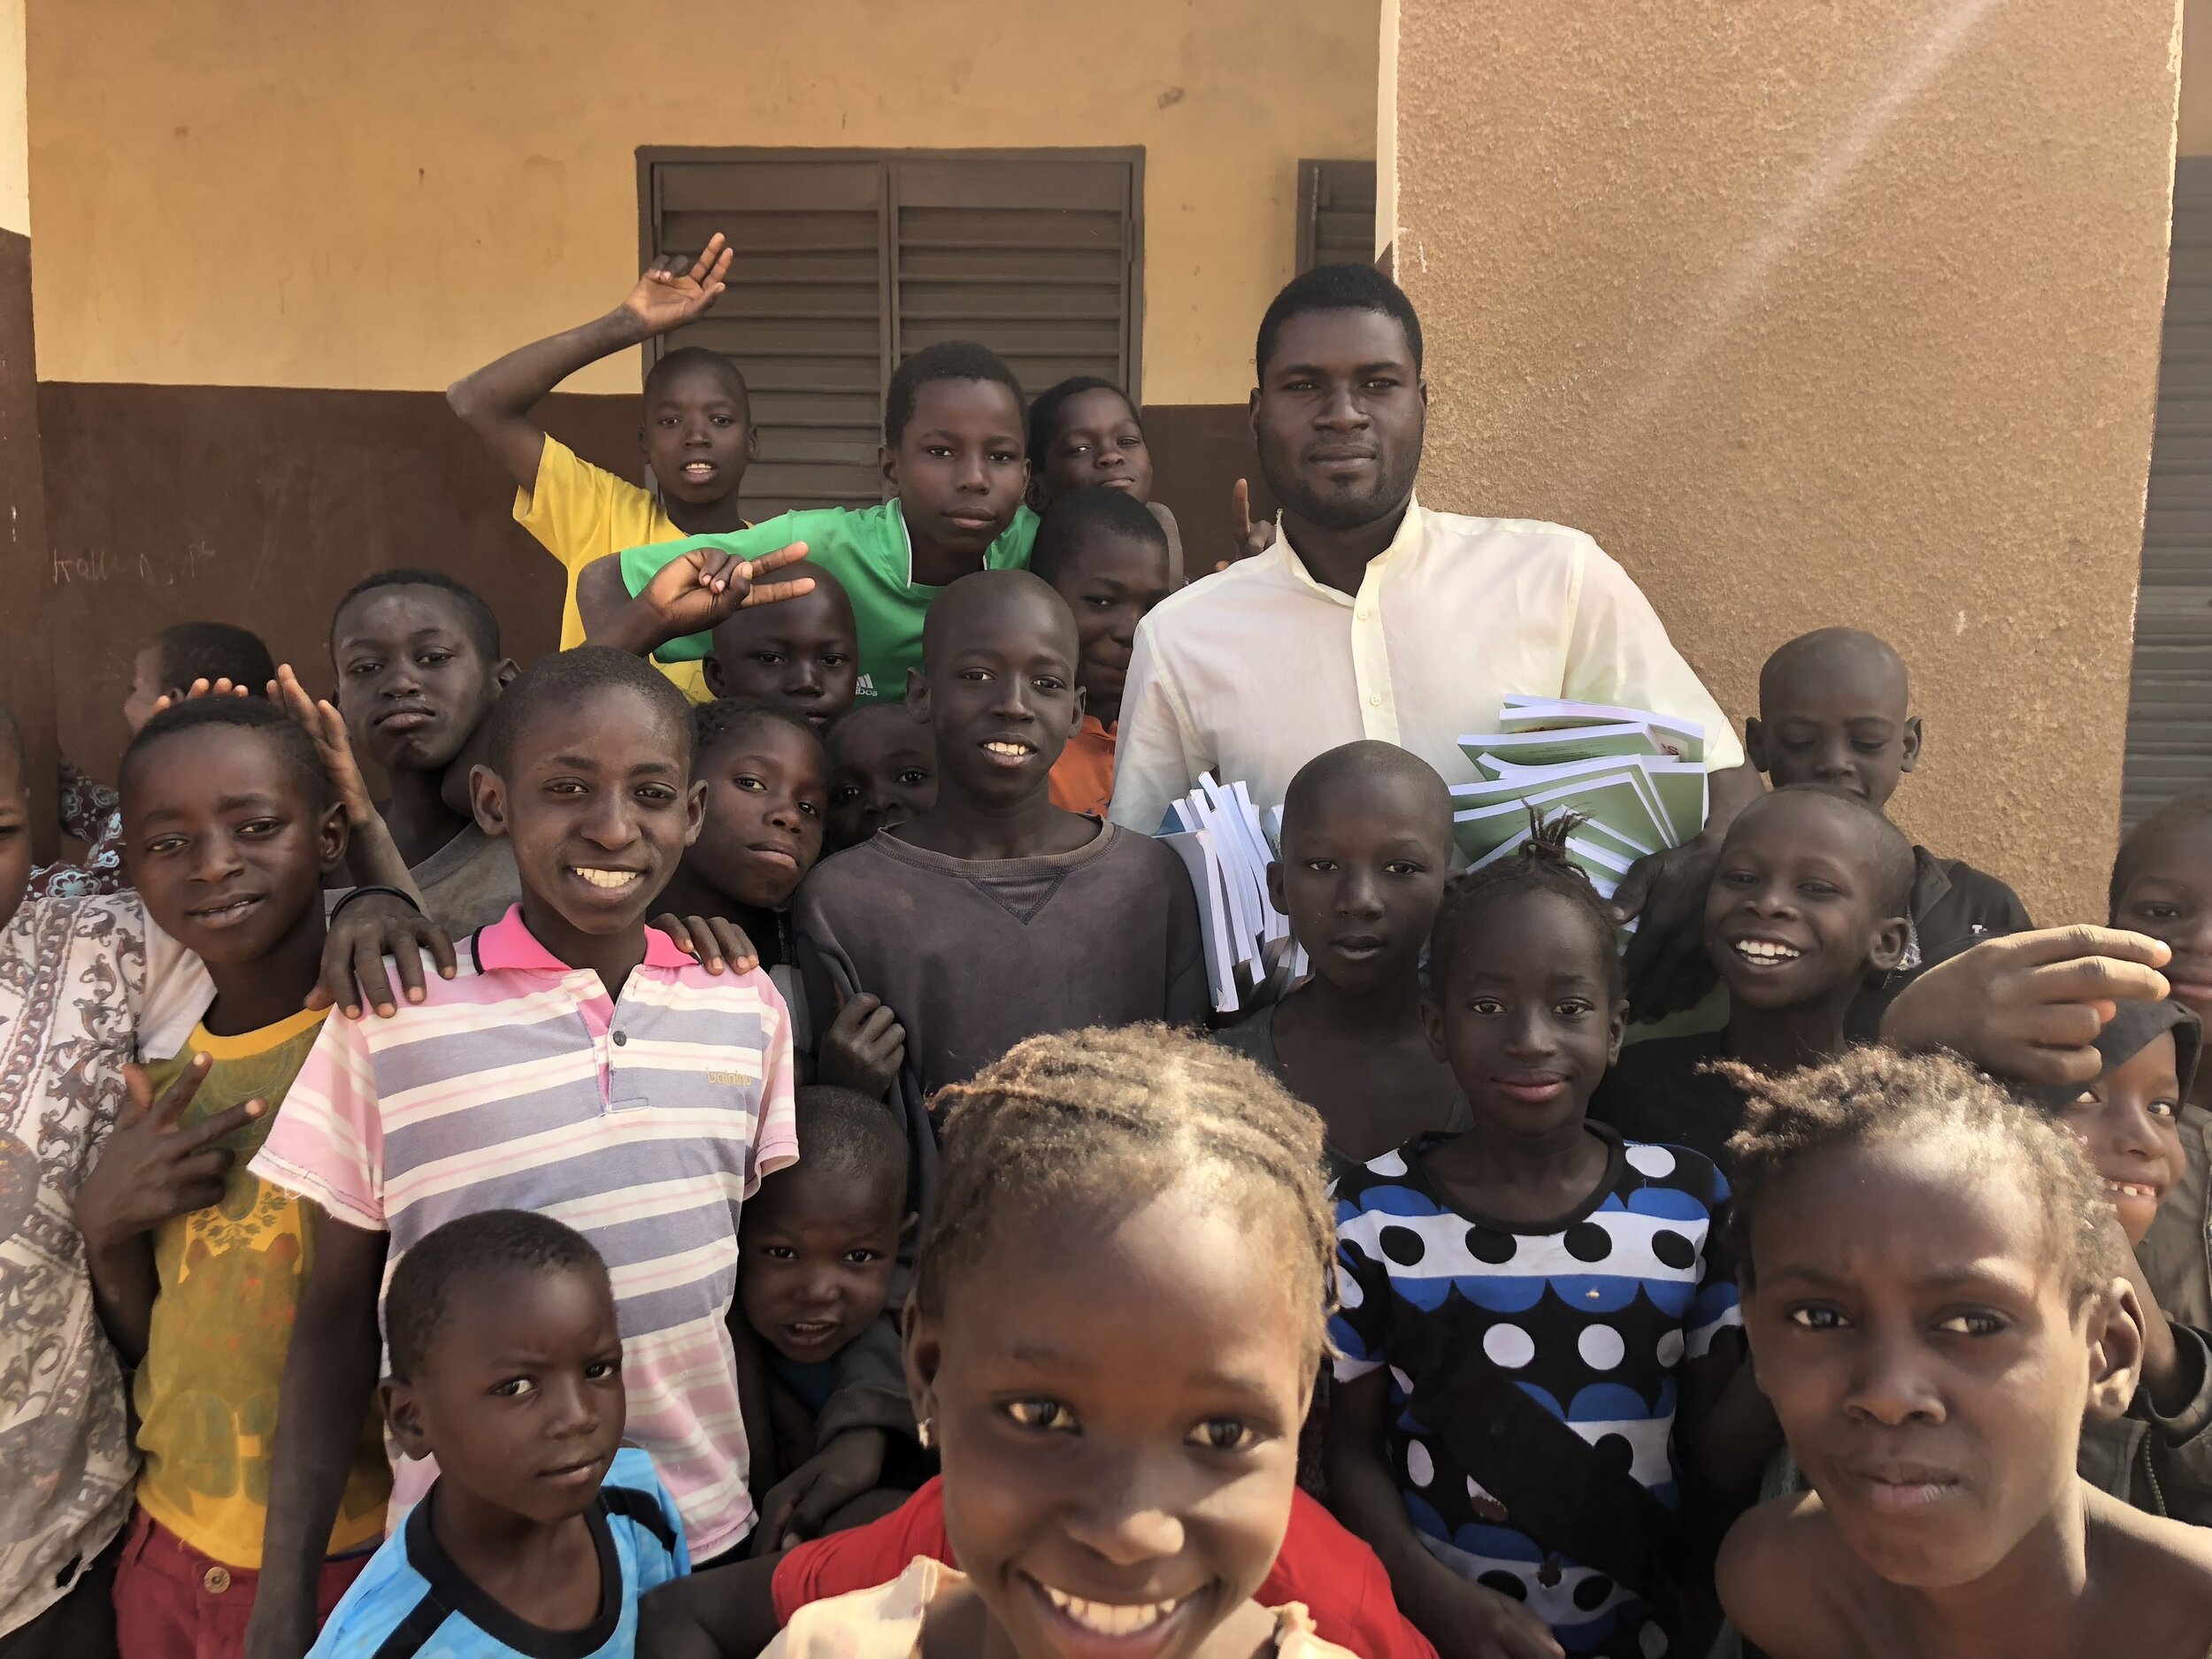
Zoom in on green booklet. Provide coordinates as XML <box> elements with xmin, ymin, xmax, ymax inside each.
<box><xmin>1452</xmin><ymin>699</ymin><xmax>1714</xmax><ymax>869</ymax></box>
<box><xmin>1495</xmin><ymin>697</ymin><xmax>1708</xmax><ymax>765</ymax></box>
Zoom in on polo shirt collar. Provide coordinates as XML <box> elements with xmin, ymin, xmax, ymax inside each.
<box><xmin>476</xmin><ymin>904</ymin><xmax>695</xmax><ymax>974</ymax></box>
<box><xmin>1271</xmin><ymin>493</ymin><xmax>1427</xmax><ymax>605</ymax></box>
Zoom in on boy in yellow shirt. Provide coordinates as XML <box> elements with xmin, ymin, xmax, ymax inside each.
<box><xmin>74</xmin><ymin>699</ymin><xmax>392</xmax><ymax>1655</ymax></box>
<box><xmin>447</xmin><ymin>232</ymin><xmax>751</xmax><ymax>700</ymax></box>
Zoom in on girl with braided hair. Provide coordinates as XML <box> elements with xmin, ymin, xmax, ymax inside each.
<box><xmin>1327</xmin><ymin>819</ymin><xmax>1773</xmax><ymax>1659</ymax></box>
<box><xmin>749</xmin><ymin>1022</ymin><xmax>1361</xmax><ymax>1659</ymax></box>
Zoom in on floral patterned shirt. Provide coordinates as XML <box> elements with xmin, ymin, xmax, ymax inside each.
<box><xmin>0</xmin><ymin>894</ymin><xmax>142</xmax><ymax>1633</ymax></box>
<box><xmin>24</xmin><ymin>763</ymin><xmax>126</xmax><ymax>901</ymax></box>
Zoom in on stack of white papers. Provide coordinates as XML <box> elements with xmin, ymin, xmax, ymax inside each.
<box><xmin>1158</xmin><ymin>775</ymin><xmax>1308</xmax><ymax>1014</ymax></box>
<box><xmin>1453</xmin><ymin>697</ymin><xmax>1711</xmax><ymax>903</ymax></box>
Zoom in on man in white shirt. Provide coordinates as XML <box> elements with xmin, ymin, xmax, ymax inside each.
<box><xmin>1109</xmin><ymin>264</ymin><xmax>1762</xmax><ymax>1017</ymax></box>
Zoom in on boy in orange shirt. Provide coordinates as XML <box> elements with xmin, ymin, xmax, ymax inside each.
<box><xmin>447</xmin><ymin>233</ymin><xmax>750</xmax><ymax>701</ymax></box>
<box><xmin>1029</xmin><ymin>487</ymin><xmax>1175</xmax><ymax>819</ymax></box>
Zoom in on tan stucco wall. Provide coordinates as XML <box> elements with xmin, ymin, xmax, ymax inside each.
<box><xmin>1393</xmin><ymin>0</ymin><xmax>2181</xmax><ymax>924</ymax></box>
<box><xmin>27</xmin><ymin>0</ymin><xmax>1375</xmax><ymax>403</ymax></box>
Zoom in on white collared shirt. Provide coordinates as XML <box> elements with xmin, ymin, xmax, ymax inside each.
<box><xmin>1107</xmin><ymin>495</ymin><xmax>1743</xmax><ymax>835</ymax></box>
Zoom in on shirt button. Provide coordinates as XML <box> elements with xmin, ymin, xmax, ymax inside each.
<box><xmin>203</xmin><ymin>1566</ymin><xmax>231</xmax><ymax>1595</ymax></box>
<box><xmin>1356</xmin><ymin>606</ymin><xmax>1370</xmax><ymax>620</ymax></box>
<box><xmin>611</xmin><ymin>1030</ymin><xmax>628</xmax><ymax>1047</ymax></box>
<box><xmin>1369</xmin><ymin>693</ymin><xmax>1382</xmax><ymax>707</ymax></box>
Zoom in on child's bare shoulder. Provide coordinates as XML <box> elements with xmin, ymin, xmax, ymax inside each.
<box><xmin>2086</xmin><ymin>1488</ymin><xmax>2212</xmax><ymax>1655</ymax></box>
<box><xmin>1716</xmin><ymin>1494</ymin><xmax>1865</xmax><ymax>1659</ymax></box>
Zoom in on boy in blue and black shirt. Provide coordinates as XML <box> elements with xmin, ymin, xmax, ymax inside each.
<box><xmin>310</xmin><ymin>1212</ymin><xmax>688</xmax><ymax>1657</ymax></box>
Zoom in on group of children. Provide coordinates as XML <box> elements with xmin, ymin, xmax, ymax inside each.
<box><xmin>4</xmin><ymin>244</ymin><xmax>2212</xmax><ymax>1659</ymax></box>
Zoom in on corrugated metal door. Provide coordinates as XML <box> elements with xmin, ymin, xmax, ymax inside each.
<box><xmin>2124</xmin><ymin>157</ymin><xmax>2212</xmax><ymax>826</ymax></box>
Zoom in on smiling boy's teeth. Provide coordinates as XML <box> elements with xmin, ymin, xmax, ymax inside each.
<box><xmin>2108</xmin><ymin>1179</ymin><xmax>2158</xmax><ymax>1198</ymax></box>
<box><xmin>1734</xmin><ymin>940</ymin><xmax>1801</xmax><ymax>963</ymax></box>
<box><xmin>571</xmin><ymin>867</ymin><xmax>639</xmax><ymax>889</ymax></box>
<box><xmin>983</xmin><ymin>741</ymin><xmax>1031</xmax><ymax>757</ymax></box>
<box><xmin>1040</xmin><ymin>1585</ymin><xmax>1179</xmax><ymax>1636</ymax></box>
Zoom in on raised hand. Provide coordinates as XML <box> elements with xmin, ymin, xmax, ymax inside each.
<box><xmin>619</xmin><ymin>232</ymin><xmax>734</xmax><ymax>338</ymax></box>
<box><xmin>1218</xmin><ymin>477</ymin><xmax>1278</xmax><ymax>572</ymax></box>
<box><xmin>270</xmin><ymin>664</ymin><xmax>376</xmax><ymax>827</ymax></box>
<box><xmin>149</xmin><ymin>676</ymin><xmax>253</xmax><ymax>718</ymax></box>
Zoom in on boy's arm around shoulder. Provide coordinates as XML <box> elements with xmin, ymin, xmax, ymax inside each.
<box><xmin>244</xmin><ymin>1010</ymin><xmax>395</xmax><ymax>1659</ymax></box>
<box><xmin>242</xmin><ymin>1211</ymin><xmax>388</xmax><ymax>1659</ymax></box>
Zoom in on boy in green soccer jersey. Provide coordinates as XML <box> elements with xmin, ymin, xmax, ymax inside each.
<box><xmin>577</xmin><ymin>341</ymin><xmax>1036</xmax><ymax>705</ymax></box>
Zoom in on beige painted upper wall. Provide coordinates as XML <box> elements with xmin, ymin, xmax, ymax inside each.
<box><xmin>27</xmin><ymin>0</ymin><xmax>1376</xmax><ymax>403</ymax></box>
<box><xmin>1394</xmin><ymin>0</ymin><xmax>2179</xmax><ymax>925</ymax></box>
<box><xmin>0</xmin><ymin>0</ymin><xmax>27</xmax><ymax>239</ymax></box>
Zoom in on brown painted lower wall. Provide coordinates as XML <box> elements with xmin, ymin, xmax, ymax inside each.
<box><xmin>0</xmin><ymin>234</ymin><xmax>56</xmax><ymax>856</ymax></box>
<box><xmin>35</xmin><ymin>384</ymin><xmax>1259</xmax><ymax>791</ymax></box>
<box><xmin>1145</xmin><ymin>403</ymin><xmax>1275</xmax><ymax>572</ymax></box>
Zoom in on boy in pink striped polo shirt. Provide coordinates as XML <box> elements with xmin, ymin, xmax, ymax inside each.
<box><xmin>244</xmin><ymin>646</ymin><xmax>798</xmax><ymax>1659</ymax></box>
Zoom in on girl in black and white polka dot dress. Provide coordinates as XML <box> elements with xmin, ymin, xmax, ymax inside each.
<box><xmin>1325</xmin><ymin>829</ymin><xmax>1778</xmax><ymax>1659</ymax></box>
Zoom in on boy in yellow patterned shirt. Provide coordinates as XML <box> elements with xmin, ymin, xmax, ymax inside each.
<box><xmin>74</xmin><ymin>700</ymin><xmax>389</xmax><ymax>1657</ymax></box>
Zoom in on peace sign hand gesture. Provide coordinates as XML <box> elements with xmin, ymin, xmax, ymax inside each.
<box><xmin>634</xmin><ymin>541</ymin><xmax>817</xmax><ymax>642</ymax></box>
<box><xmin>74</xmin><ymin>1054</ymin><xmax>265</xmax><ymax>1257</ymax></box>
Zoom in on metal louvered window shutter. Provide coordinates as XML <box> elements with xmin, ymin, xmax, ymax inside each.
<box><xmin>1296</xmin><ymin>158</ymin><xmax>1378</xmax><ymax>273</ymax></box>
<box><xmin>641</xmin><ymin>149</ymin><xmax>1142</xmax><ymax>520</ymax></box>
<box><xmin>2124</xmin><ymin>156</ymin><xmax>2212</xmax><ymax>826</ymax></box>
